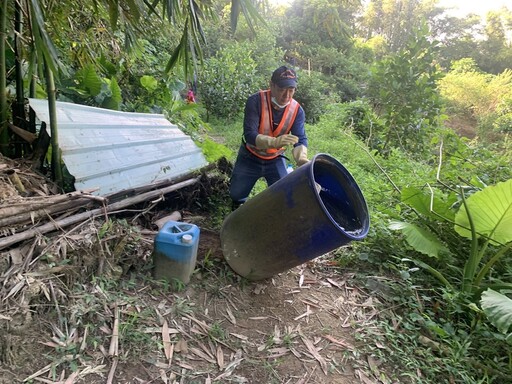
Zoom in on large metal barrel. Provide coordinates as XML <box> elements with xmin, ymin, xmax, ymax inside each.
<box><xmin>220</xmin><ymin>153</ymin><xmax>370</xmax><ymax>280</ymax></box>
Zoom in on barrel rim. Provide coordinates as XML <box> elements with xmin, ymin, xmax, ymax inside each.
<box><xmin>309</xmin><ymin>153</ymin><xmax>370</xmax><ymax>240</ymax></box>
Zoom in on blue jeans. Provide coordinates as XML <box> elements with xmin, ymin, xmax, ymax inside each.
<box><xmin>230</xmin><ymin>145</ymin><xmax>288</xmax><ymax>204</ymax></box>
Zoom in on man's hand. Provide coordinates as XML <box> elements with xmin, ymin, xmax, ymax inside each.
<box><xmin>293</xmin><ymin>145</ymin><xmax>309</xmax><ymax>166</ymax></box>
<box><xmin>255</xmin><ymin>134</ymin><xmax>298</xmax><ymax>149</ymax></box>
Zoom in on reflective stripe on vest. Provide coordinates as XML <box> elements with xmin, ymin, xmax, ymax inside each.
<box><xmin>246</xmin><ymin>90</ymin><xmax>300</xmax><ymax>160</ymax></box>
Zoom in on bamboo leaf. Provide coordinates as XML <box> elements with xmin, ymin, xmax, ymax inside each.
<box><xmin>389</xmin><ymin>220</ymin><xmax>448</xmax><ymax>258</ymax></box>
<box><xmin>161</xmin><ymin>320</ymin><xmax>173</xmax><ymax>361</ymax></box>
<box><xmin>455</xmin><ymin>179</ymin><xmax>512</xmax><ymax>245</ymax></box>
<box><xmin>28</xmin><ymin>0</ymin><xmax>68</xmax><ymax>76</ymax></box>
<box><xmin>108</xmin><ymin>0</ymin><xmax>119</xmax><ymax>29</ymax></box>
<box><xmin>300</xmin><ymin>334</ymin><xmax>327</xmax><ymax>375</ymax></box>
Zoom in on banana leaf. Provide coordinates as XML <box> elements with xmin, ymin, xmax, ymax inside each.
<box><xmin>455</xmin><ymin>179</ymin><xmax>512</xmax><ymax>245</ymax></box>
<box><xmin>481</xmin><ymin>289</ymin><xmax>512</xmax><ymax>336</ymax></box>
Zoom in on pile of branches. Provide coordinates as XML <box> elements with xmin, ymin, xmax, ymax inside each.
<box><xmin>0</xmin><ymin>154</ymin><xmax>231</xmax><ymax>363</ymax></box>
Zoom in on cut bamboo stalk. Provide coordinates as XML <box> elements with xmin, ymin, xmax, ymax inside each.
<box><xmin>6</xmin><ymin>169</ymin><xmax>25</xmax><ymax>193</ymax></box>
<box><xmin>0</xmin><ymin>177</ymin><xmax>199</xmax><ymax>251</ymax></box>
<box><xmin>0</xmin><ymin>189</ymin><xmax>101</xmax><ymax>219</ymax></box>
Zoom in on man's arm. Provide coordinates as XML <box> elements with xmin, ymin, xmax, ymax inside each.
<box><xmin>242</xmin><ymin>93</ymin><xmax>261</xmax><ymax>145</ymax></box>
<box><xmin>291</xmin><ymin>106</ymin><xmax>308</xmax><ymax>148</ymax></box>
<box><xmin>291</xmin><ymin>106</ymin><xmax>309</xmax><ymax>165</ymax></box>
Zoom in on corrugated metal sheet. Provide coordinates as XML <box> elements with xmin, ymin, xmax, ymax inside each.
<box><xmin>29</xmin><ymin>98</ymin><xmax>208</xmax><ymax>196</ymax></box>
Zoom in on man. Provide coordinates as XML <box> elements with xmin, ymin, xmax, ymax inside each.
<box><xmin>229</xmin><ymin>66</ymin><xmax>309</xmax><ymax>209</ymax></box>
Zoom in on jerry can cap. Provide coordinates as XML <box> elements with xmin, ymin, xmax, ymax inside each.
<box><xmin>181</xmin><ymin>234</ymin><xmax>193</xmax><ymax>243</ymax></box>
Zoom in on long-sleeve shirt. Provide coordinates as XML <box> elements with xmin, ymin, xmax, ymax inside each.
<box><xmin>242</xmin><ymin>91</ymin><xmax>308</xmax><ymax>148</ymax></box>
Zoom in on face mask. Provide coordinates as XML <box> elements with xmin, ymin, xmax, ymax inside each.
<box><xmin>271</xmin><ymin>97</ymin><xmax>290</xmax><ymax>109</ymax></box>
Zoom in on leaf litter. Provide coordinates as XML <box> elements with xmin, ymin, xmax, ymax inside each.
<box><xmin>0</xmin><ymin>156</ymin><xmax>390</xmax><ymax>383</ymax></box>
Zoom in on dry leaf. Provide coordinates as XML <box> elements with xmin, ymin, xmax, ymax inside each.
<box><xmin>190</xmin><ymin>347</ymin><xmax>216</xmax><ymax>364</ymax></box>
<box><xmin>143</xmin><ymin>327</ymin><xmax>180</xmax><ymax>334</ymax></box>
<box><xmin>216</xmin><ymin>346</ymin><xmax>224</xmax><ymax>369</ymax></box>
<box><xmin>267</xmin><ymin>347</ymin><xmax>290</xmax><ymax>358</ymax></box>
<box><xmin>161</xmin><ymin>320</ymin><xmax>173</xmax><ymax>361</ymax></box>
<box><xmin>356</xmin><ymin>369</ymin><xmax>375</xmax><ymax>384</ymax></box>
<box><xmin>300</xmin><ymin>334</ymin><xmax>327</xmax><ymax>375</ymax></box>
<box><xmin>326</xmin><ymin>278</ymin><xmax>343</xmax><ymax>288</ymax></box>
<box><xmin>197</xmin><ymin>341</ymin><xmax>215</xmax><ymax>360</ymax></box>
<box><xmin>323</xmin><ymin>334</ymin><xmax>354</xmax><ymax>350</ymax></box>
<box><xmin>175</xmin><ymin>338</ymin><xmax>188</xmax><ymax>354</ymax></box>
<box><xmin>230</xmin><ymin>333</ymin><xmax>248</xmax><ymax>341</ymax></box>
<box><xmin>290</xmin><ymin>348</ymin><xmax>302</xmax><ymax>358</ymax></box>
<box><xmin>225</xmin><ymin>307</ymin><xmax>236</xmax><ymax>325</ymax></box>
<box><xmin>63</xmin><ymin>371</ymin><xmax>79</xmax><ymax>384</ymax></box>
<box><xmin>159</xmin><ymin>369</ymin><xmax>168</xmax><ymax>384</ymax></box>
<box><xmin>176</xmin><ymin>361</ymin><xmax>194</xmax><ymax>370</ymax></box>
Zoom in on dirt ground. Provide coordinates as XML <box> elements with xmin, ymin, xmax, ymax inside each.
<box><xmin>0</xmin><ymin>218</ymin><xmax>384</xmax><ymax>384</ymax></box>
<box><xmin>0</xmin><ymin>152</ymin><xmax>388</xmax><ymax>384</ymax></box>
<box><xmin>444</xmin><ymin>114</ymin><xmax>477</xmax><ymax>139</ymax></box>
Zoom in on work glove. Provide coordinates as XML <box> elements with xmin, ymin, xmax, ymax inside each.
<box><xmin>293</xmin><ymin>145</ymin><xmax>309</xmax><ymax>166</ymax></box>
<box><xmin>255</xmin><ymin>134</ymin><xmax>298</xmax><ymax>149</ymax></box>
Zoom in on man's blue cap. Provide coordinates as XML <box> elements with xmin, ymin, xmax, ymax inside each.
<box><xmin>271</xmin><ymin>66</ymin><xmax>298</xmax><ymax>88</ymax></box>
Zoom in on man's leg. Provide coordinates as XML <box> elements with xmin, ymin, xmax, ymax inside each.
<box><xmin>229</xmin><ymin>147</ymin><xmax>262</xmax><ymax>207</ymax></box>
<box><xmin>264</xmin><ymin>157</ymin><xmax>288</xmax><ymax>186</ymax></box>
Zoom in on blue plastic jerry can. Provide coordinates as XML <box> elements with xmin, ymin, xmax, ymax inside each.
<box><xmin>152</xmin><ymin>221</ymin><xmax>200</xmax><ymax>285</ymax></box>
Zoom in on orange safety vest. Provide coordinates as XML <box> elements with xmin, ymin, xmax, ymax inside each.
<box><xmin>245</xmin><ymin>90</ymin><xmax>300</xmax><ymax>160</ymax></box>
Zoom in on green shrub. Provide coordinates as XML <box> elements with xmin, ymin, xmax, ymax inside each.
<box><xmin>197</xmin><ymin>43</ymin><xmax>258</xmax><ymax>120</ymax></box>
<box><xmin>438</xmin><ymin>61</ymin><xmax>512</xmax><ymax>138</ymax></box>
<box><xmin>367</xmin><ymin>23</ymin><xmax>444</xmax><ymax>157</ymax></box>
<box><xmin>293</xmin><ymin>71</ymin><xmax>329</xmax><ymax>124</ymax></box>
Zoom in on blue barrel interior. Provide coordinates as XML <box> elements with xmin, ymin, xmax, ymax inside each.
<box><xmin>314</xmin><ymin>158</ymin><xmax>368</xmax><ymax>236</ymax></box>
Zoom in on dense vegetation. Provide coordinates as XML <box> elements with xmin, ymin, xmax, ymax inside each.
<box><xmin>1</xmin><ymin>0</ymin><xmax>512</xmax><ymax>382</ymax></box>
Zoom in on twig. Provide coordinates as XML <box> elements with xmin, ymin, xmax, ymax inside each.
<box><xmin>341</xmin><ymin>131</ymin><xmax>400</xmax><ymax>193</ymax></box>
<box><xmin>106</xmin><ymin>357</ymin><xmax>118</xmax><ymax>384</ymax></box>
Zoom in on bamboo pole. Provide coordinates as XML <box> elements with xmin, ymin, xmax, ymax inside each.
<box><xmin>0</xmin><ymin>177</ymin><xmax>200</xmax><ymax>251</ymax></box>
<box><xmin>0</xmin><ymin>0</ymin><xmax>9</xmax><ymax>156</ymax></box>
<box><xmin>0</xmin><ymin>189</ymin><xmax>102</xmax><ymax>219</ymax></box>
<box><xmin>0</xmin><ymin>196</ymin><xmax>105</xmax><ymax>228</ymax></box>
<box><xmin>5</xmin><ymin>169</ymin><xmax>26</xmax><ymax>194</ymax></box>
<box><xmin>43</xmin><ymin>59</ymin><xmax>63</xmax><ymax>188</ymax></box>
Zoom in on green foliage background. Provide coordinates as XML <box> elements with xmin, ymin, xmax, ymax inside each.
<box><xmin>2</xmin><ymin>0</ymin><xmax>512</xmax><ymax>382</ymax></box>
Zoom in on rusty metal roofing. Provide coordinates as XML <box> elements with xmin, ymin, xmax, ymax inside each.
<box><xmin>28</xmin><ymin>98</ymin><xmax>208</xmax><ymax>196</ymax></box>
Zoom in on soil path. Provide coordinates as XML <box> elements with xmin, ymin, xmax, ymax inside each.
<box><xmin>0</xmin><ymin>227</ymin><xmax>379</xmax><ymax>384</ymax></box>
